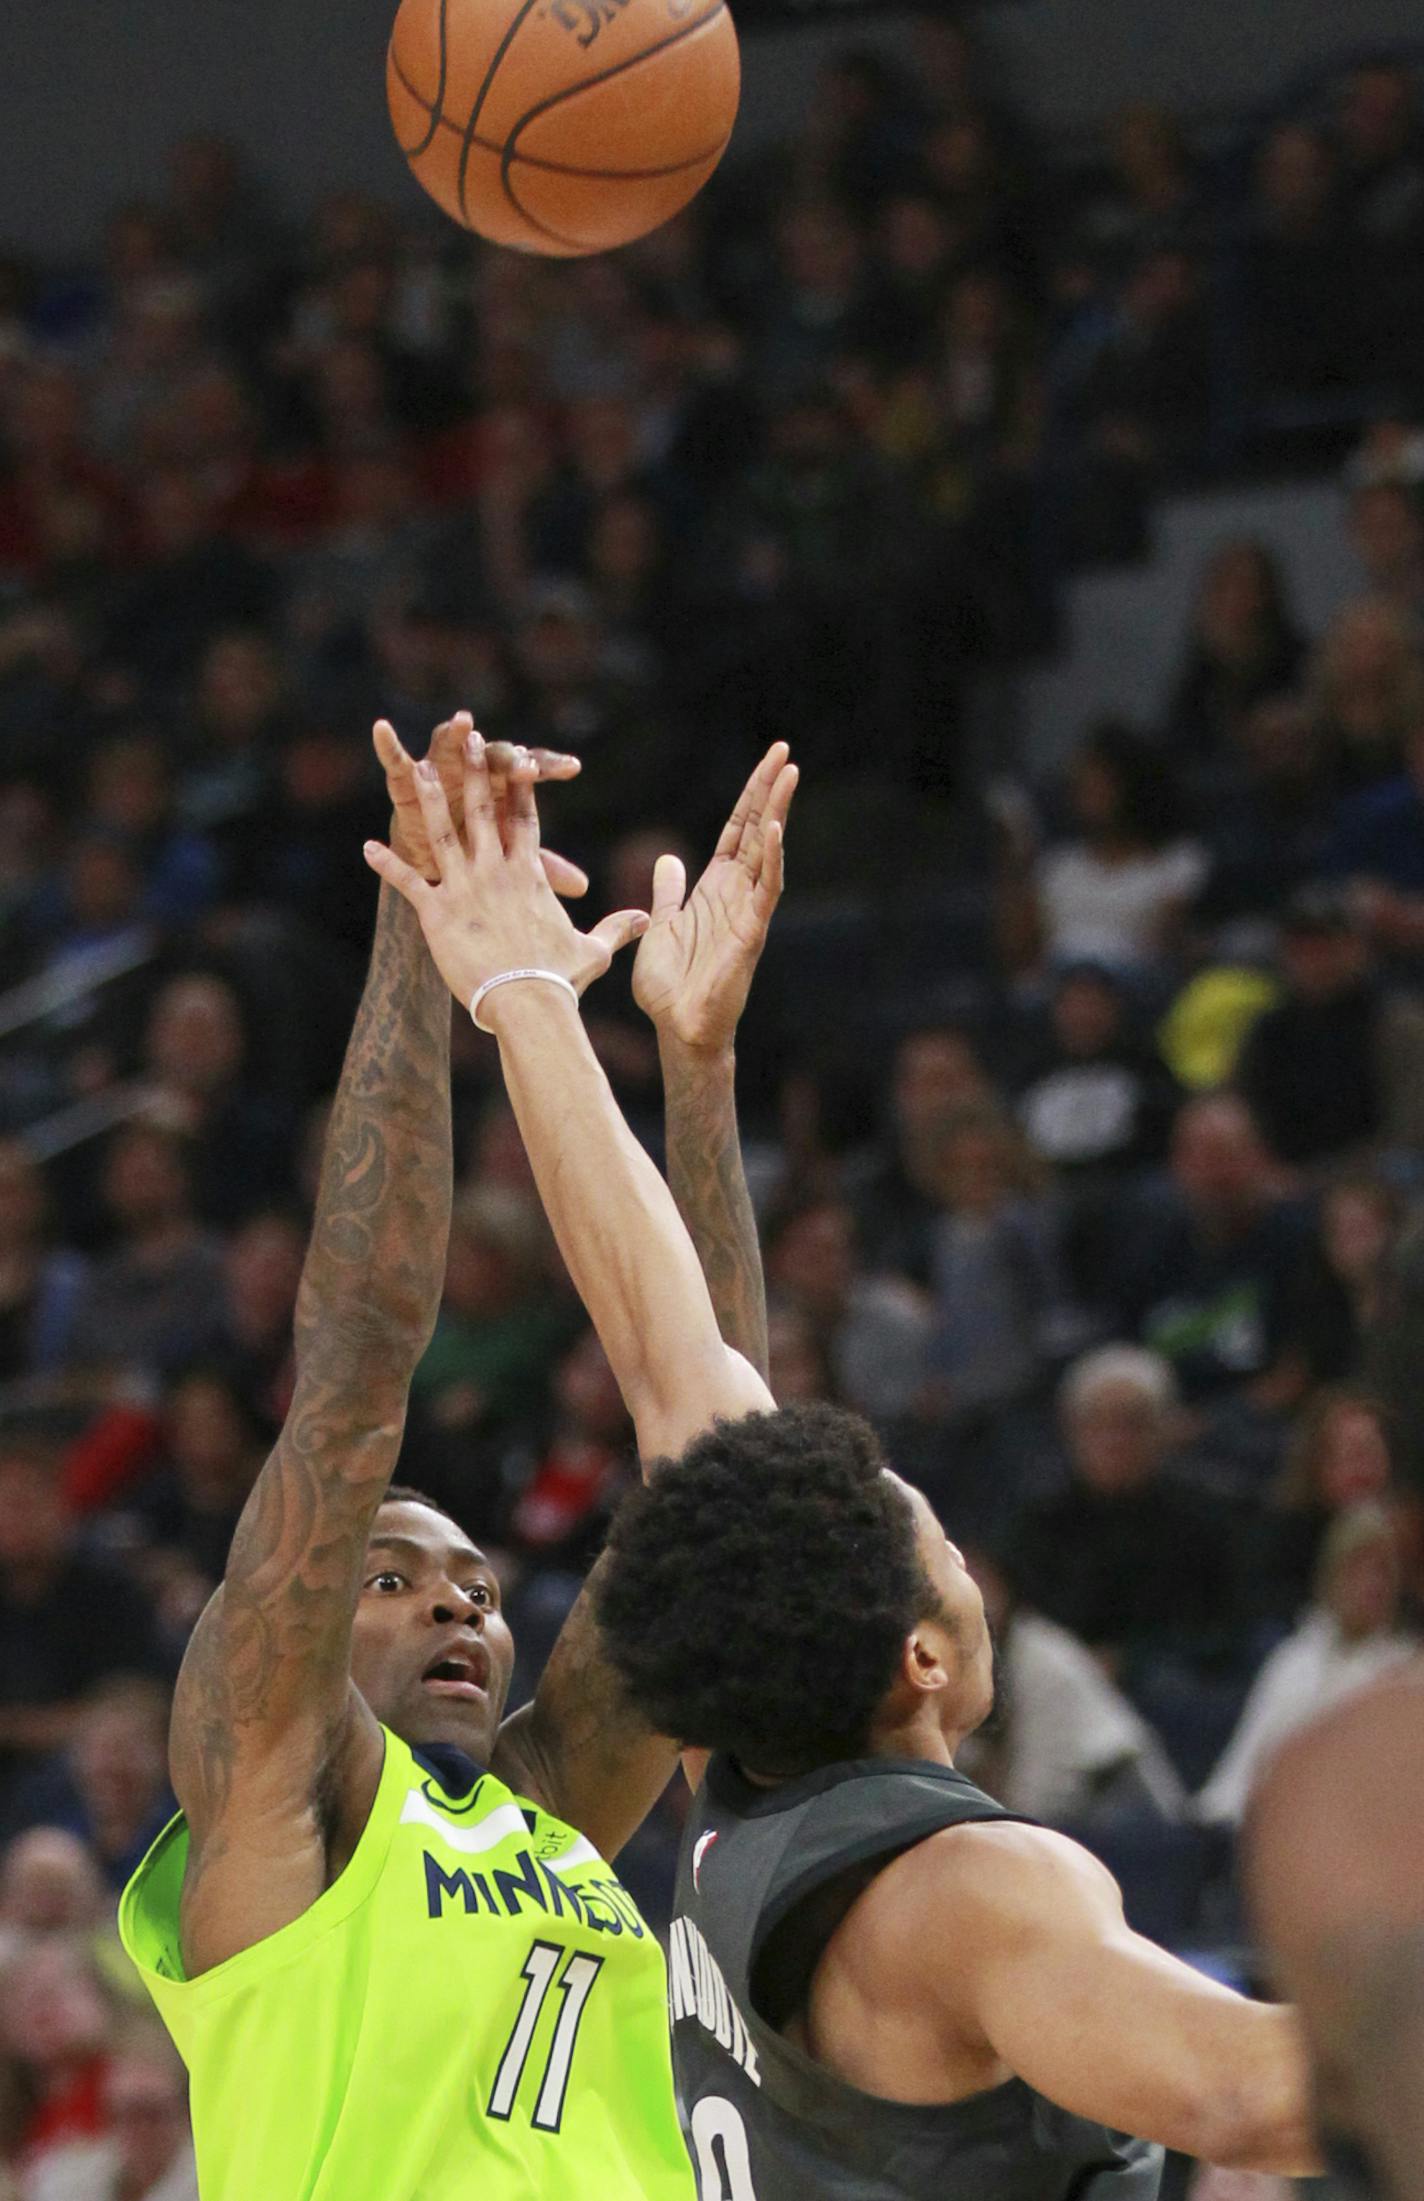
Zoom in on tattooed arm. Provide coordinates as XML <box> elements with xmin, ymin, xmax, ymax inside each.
<box><xmin>168</xmin><ymin>724</ymin><xmax>457</xmax><ymax>1977</ymax></box>
<box><xmin>636</xmin><ymin>741</ymin><xmax>797</xmax><ymax>1377</ymax></box>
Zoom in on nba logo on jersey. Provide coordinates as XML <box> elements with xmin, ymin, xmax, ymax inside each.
<box><xmin>692</xmin><ymin>1831</ymin><xmax>719</xmax><ymax>1890</ymax></box>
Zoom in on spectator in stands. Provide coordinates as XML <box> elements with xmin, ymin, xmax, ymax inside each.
<box><xmin>1007</xmin><ymin>1345</ymin><xmax>1238</xmax><ymax>1687</ymax></box>
<box><xmin>764</xmin><ymin>1193</ymin><xmax>929</xmax><ymax>1428</ymax></box>
<box><xmin>139</xmin><ymin>972</ymin><xmax>294</xmax><ymax>1229</ymax></box>
<box><xmin>959</xmin><ymin>1543</ymin><xmax>1186</xmax><ymax>1827</ymax></box>
<box><xmin>122</xmin><ymin>1370</ymin><xmax>262</xmax><ymax>1640</ymax></box>
<box><xmin>1014</xmin><ymin>962</ymin><xmax>1177</xmax><ymax>1301</ymax></box>
<box><xmin>1058</xmin><ymin>245</ymin><xmax>1213</xmax><ymax>485</ymax></box>
<box><xmin>409</xmin><ymin>1185</ymin><xmax>569</xmax><ymax>1450</ymax></box>
<box><xmin>1326</xmin><ymin>702</ymin><xmax>1424</xmax><ymax>952</ymax></box>
<box><xmin>0</xmin><ymin>1143</ymin><xmax>87</xmax><ymax>1382</ymax></box>
<box><xmin>0</xmin><ymin>1830</ymin><xmax>107</xmax><ymax>1953</ymax></box>
<box><xmin>0</xmin><ymin>1440</ymin><xmax>163</xmax><ymax>1802</ymax></box>
<box><xmin>213</xmin><ymin>1210</ymin><xmax>303</xmax><ymax>1436</ymax></box>
<box><xmin>1069</xmin><ymin>102</ymin><xmax>1204</xmax><ymax>288</ymax></box>
<box><xmin>765</xmin><ymin>1303</ymin><xmax>840</xmax><ymax>1408</ymax></box>
<box><xmin>0</xmin><ymin>1933</ymin><xmax>119</xmax><ymax>2175</ymax></box>
<box><xmin>847</xmin><ymin>1023</ymin><xmax>997</xmax><ymax>1281</ymax></box>
<box><xmin>1280</xmin><ymin>1171</ymin><xmax>1404</xmax><ymax>1393</ymax></box>
<box><xmin>1241</xmin><ymin>122</ymin><xmax>1351</xmax><ymax>406</ymax></box>
<box><xmin>1164</xmin><ymin>538</ymin><xmax>1304</xmax><ymax>764</ymax></box>
<box><xmin>916</xmin><ymin>1100</ymin><xmax>1073</xmax><ymax>1438</ymax></box>
<box><xmin>103</xmin><ymin>464</ymin><xmax>276</xmax><ymax>694</ymax></box>
<box><xmin>1311</xmin><ymin>593</ymin><xmax>1424</xmax><ymax>792</ymax></box>
<box><xmin>79</xmin><ymin>738</ymin><xmax>218</xmax><ymax>936</ymax></box>
<box><xmin>25</xmin><ymin>2015</ymin><xmax>198</xmax><ymax>2201</ymax></box>
<box><xmin>178</xmin><ymin>629</ymin><xmax>287</xmax><ymax>867</ymax></box>
<box><xmin>503</xmin><ymin>1328</ymin><xmax>635</xmax><ymax>1570</ymax></box>
<box><xmin>1194</xmin><ymin>694</ymin><xmax>1339</xmax><ymax>929</ymax></box>
<box><xmin>1006</xmin><ymin>719</ymin><xmax>1204</xmax><ymax>975</ymax></box>
<box><xmin>1335</xmin><ymin>61</ymin><xmax>1424</xmax><ymax>390</ymax></box>
<box><xmin>1110</xmin><ymin>1094</ymin><xmax>1308</xmax><ymax>1409</ymax></box>
<box><xmin>1198</xmin><ymin>1500</ymin><xmax>1418</xmax><ymax>1824</ymax></box>
<box><xmin>756</xmin><ymin>202</ymin><xmax>870</xmax><ymax>402</ymax></box>
<box><xmin>3</xmin><ymin>1680</ymin><xmax>172</xmax><ymax>1891</ymax></box>
<box><xmin>1234</xmin><ymin>884</ymin><xmax>1424</xmax><ymax>1167</ymax></box>
<box><xmin>62</xmin><ymin>1124</ymin><xmax>227</xmax><ymax>1382</ymax></box>
<box><xmin>1347</xmin><ymin>478</ymin><xmax>1424</xmax><ymax>629</ymax></box>
<box><xmin>1249</xmin><ymin>1387</ymin><xmax>1398</xmax><ymax>1626</ymax></box>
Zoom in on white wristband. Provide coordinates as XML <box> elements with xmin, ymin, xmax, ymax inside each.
<box><xmin>470</xmin><ymin>968</ymin><xmax>580</xmax><ymax>1033</ymax></box>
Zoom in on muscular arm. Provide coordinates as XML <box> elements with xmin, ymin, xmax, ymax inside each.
<box><xmin>496</xmin><ymin>1029</ymin><xmax>769</xmax><ymax>1851</ymax></box>
<box><xmin>917</xmin><ymin>1824</ymin><xmax>1316</xmax><ymax>2171</ymax></box>
<box><xmin>171</xmin><ymin>878</ymin><xmax>451</xmax><ymax>1970</ymax></box>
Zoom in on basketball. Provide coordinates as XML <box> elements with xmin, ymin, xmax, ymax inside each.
<box><xmin>387</xmin><ymin>0</ymin><xmax>741</xmax><ymax>256</ymax></box>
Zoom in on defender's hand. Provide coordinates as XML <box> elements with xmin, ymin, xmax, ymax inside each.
<box><xmin>375</xmin><ymin>714</ymin><xmax>589</xmax><ymax>898</ymax></box>
<box><xmin>365</xmin><ymin>734</ymin><xmax>647</xmax><ymax>1013</ymax></box>
<box><xmin>633</xmin><ymin>742</ymin><xmax>797</xmax><ymax>1052</ymax></box>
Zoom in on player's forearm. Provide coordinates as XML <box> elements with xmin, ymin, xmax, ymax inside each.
<box><xmin>489</xmin><ymin>987</ymin><xmax>730</xmax><ymax>1450</ymax></box>
<box><xmin>659</xmin><ymin>1035</ymin><xmax>769</xmax><ymax>1380</ymax></box>
<box><xmin>294</xmin><ymin>882</ymin><xmax>453</xmax><ymax>1380</ymax></box>
<box><xmin>1191</xmin><ymin>2004</ymin><xmax>1319</xmax><ymax>2175</ymax></box>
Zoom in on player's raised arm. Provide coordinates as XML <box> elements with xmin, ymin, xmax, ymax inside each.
<box><xmin>479</xmin><ymin>749</ymin><xmax>793</xmax><ymax>1851</ymax></box>
<box><xmin>167</xmin><ymin>721</ymin><xmax>467</xmax><ymax>1977</ymax></box>
<box><xmin>365</xmin><ymin>731</ymin><xmax>776</xmax><ymax>1468</ymax></box>
<box><xmin>874</xmin><ymin>1820</ymin><xmax>1317</xmax><ymax>2173</ymax></box>
<box><xmin>635</xmin><ymin>742</ymin><xmax>796</xmax><ymax>1380</ymax></box>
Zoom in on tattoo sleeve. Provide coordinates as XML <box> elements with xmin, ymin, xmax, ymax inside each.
<box><xmin>171</xmin><ymin>883</ymin><xmax>452</xmax><ymax>1828</ymax></box>
<box><xmin>659</xmin><ymin>1036</ymin><xmax>769</xmax><ymax>1381</ymax></box>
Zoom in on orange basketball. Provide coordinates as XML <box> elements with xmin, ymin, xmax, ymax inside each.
<box><xmin>387</xmin><ymin>0</ymin><xmax>741</xmax><ymax>256</ymax></box>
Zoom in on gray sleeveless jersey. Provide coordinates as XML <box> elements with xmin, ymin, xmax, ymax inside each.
<box><xmin>669</xmin><ymin>1753</ymin><xmax>1165</xmax><ymax>2201</ymax></box>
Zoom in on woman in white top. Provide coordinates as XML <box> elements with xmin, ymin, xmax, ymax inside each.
<box><xmin>1002</xmin><ymin>721</ymin><xmax>1206</xmax><ymax>977</ymax></box>
<box><xmin>1197</xmin><ymin>1501</ymin><xmax>1419</xmax><ymax>1826</ymax></box>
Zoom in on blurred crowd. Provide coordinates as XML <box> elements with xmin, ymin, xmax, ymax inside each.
<box><xmin>3</xmin><ymin>20</ymin><xmax>1424</xmax><ymax>2196</ymax></box>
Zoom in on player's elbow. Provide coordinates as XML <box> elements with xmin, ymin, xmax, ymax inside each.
<box><xmin>1178</xmin><ymin>2082</ymin><xmax>1317</xmax><ymax>2176</ymax></box>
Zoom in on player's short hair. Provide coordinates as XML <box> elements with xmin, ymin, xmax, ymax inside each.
<box><xmin>593</xmin><ymin>1403</ymin><xmax>940</xmax><ymax>1778</ymax></box>
<box><xmin>379</xmin><ymin>1483</ymin><xmax>466</xmax><ymax>1537</ymax></box>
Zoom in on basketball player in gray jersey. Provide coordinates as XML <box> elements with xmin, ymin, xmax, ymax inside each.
<box><xmin>369</xmin><ymin>744</ymin><xmax>1320</xmax><ymax>2201</ymax></box>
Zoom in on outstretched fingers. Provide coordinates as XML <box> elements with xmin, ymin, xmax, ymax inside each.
<box><xmin>715</xmin><ymin>742</ymin><xmax>791</xmax><ymax>866</ymax></box>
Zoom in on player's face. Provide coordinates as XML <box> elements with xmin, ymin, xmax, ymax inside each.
<box><xmin>350</xmin><ymin>1502</ymin><xmax>515</xmax><ymax>1764</ymax></box>
<box><xmin>889</xmin><ymin>1473</ymin><xmax>995</xmax><ymax>1741</ymax></box>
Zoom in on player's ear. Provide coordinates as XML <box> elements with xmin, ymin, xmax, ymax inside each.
<box><xmin>900</xmin><ymin>1627</ymin><xmax>951</xmax><ymax>1698</ymax></box>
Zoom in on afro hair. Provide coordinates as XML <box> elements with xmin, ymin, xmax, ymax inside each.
<box><xmin>593</xmin><ymin>1402</ymin><xmax>938</xmax><ymax>1778</ymax></box>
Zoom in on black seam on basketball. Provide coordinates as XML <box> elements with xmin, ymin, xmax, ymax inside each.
<box><xmin>499</xmin><ymin>2</ymin><xmax>727</xmax><ymax>239</ymax></box>
<box><xmin>401</xmin><ymin>0</ymin><xmax>451</xmax><ymax>156</ymax></box>
<box><xmin>457</xmin><ymin>0</ymin><xmax>548</xmax><ymax>225</ymax></box>
<box><xmin>390</xmin><ymin>44</ymin><xmax>728</xmax><ymax>177</ymax></box>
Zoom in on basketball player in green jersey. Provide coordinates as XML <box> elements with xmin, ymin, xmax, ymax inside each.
<box><xmin>368</xmin><ymin>738</ymin><xmax>1319</xmax><ymax>2201</ymax></box>
<box><xmin>121</xmin><ymin>716</ymin><xmax>795</xmax><ymax>2200</ymax></box>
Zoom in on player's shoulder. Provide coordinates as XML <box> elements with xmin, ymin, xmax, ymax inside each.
<box><xmin>863</xmin><ymin>1817</ymin><xmax>1118</xmax><ymax>1949</ymax></box>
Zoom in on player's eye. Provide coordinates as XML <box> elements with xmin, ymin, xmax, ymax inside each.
<box><xmin>466</xmin><ymin>1582</ymin><xmax>493</xmax><ymax>1606</ymax></box>
<box><xmin>369</xmin><ymin>1571</ymin><xmax>407</xmax><ymax>1593</ymax></box>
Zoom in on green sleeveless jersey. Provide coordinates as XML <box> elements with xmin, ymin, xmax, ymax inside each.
<box><xmin>119</xmin><ymin>1728</ymin><xmax>695</xmax><ymax>2201</ymax></box>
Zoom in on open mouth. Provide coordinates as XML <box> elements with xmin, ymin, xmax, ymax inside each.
<box><xmin>421</xmin><ymin>1645</ymin><xmax>490</xmax><ymax>1700</ymax></box>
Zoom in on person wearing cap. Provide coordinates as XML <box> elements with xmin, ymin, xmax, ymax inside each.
<box><xmin>1234</xmin><ymin>883</ymin><xmax>1424</xmax><ymax>1168</ymax></box>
